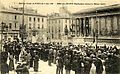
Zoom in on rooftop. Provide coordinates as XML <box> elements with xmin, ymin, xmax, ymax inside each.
<box><xmin>73</xmin><ymin>4</ymin><xmax>120</xmax><ymax>15</ymax></box>
<box><xmin>0</xmin><ymin>6</ymin><xmax>47</xmax><ymax>17</ymax></box>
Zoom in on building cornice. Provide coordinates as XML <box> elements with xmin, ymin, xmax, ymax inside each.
<box><xmin>0</xmin><ymin>11</ymin><xmax>47</xmax><ymax>17</ymax></box>
<box><xmin>74</xmin><ymin>12</ymin><xmax>120</xmax><ymax>18</ymax></box>
<box><xmin>73</xmin><ymin>4</ymin><xmax>120</xmax><ymax>15</ymax></box>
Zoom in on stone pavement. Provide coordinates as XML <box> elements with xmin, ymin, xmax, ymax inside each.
<box><xmin>6</xmin><ymin>53</ymin><xmax>106</xmax><ymax>74</ymax></box>
<box><xmin>8</xmin><ymin>60</ymin><xmax>75</xmax><ymax>74</ymax></box>
<box><xmin>8</xmin><ymin>60</ymin><xmax>106</xmax><ymax>74</ymax></box>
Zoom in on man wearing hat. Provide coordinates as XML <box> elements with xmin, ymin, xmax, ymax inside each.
<box><xmin>104</xmin><ymin>53</ymin><xmax>120</xmax><ymax>74</ymax></box>
<box><xmin>64</xmin><ymin>53</ymin><xmax>71</xmax><ymax>74</ymax></box>
<box><xmin>93</xmin><ymin>56</ymin><xmax>103</xmax><ymax>74</ymax></box>
<box><xmin>56</xmin><ymin>55</ymin><xmax>64</xmax><ymax>74</ymax></box>
<box><xmin>48</xmin><ymin>48</ymin><xmax>53</xmax><ymax>66</ymax></box>
<box><xmin>33</xmin><ymin>50</ymin><xmax>39</xmax><ymax>72</ymax></box>
<box><xmin>83</xmin><ymin>56</ymin><xmax>92</xmax><ymax>74</ymax></box>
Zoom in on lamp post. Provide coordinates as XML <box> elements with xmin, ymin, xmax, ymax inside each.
<box><xmin>22</xmin><ymin>0</ymin><xmax>25</xmax><ymax>43</ymax></box>
<box><xmin>95</xmin><ymin>10</ymin><xmax>98</xmax><ymax>50</ymax></box>
<box><xmin>20</xmin><ymin>0</ymin><xmax>26</xmax><ymax>43</ymax></box>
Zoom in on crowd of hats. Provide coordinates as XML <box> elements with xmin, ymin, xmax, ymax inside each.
<box><xmin>1</xmin><ymin>41</ymin><xmax>120</xmax><ymax>74</ymax></box>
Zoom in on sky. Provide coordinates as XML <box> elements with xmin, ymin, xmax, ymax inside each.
<box><xmin>0</xmin><ymin>0</ymin><xmax>120</xmax><ymax>15</ymax></box>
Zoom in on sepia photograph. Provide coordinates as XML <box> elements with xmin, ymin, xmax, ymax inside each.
<box><xmin>0</xmin><ymin>0</ymin><xmax>120</xmax><ymax>74</ymax></box>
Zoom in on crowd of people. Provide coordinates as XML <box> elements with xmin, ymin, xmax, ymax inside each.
<box><xmin>0</xmin><ymin>40</ymin><xmax>120</xmax><ymax>74</ymax></box>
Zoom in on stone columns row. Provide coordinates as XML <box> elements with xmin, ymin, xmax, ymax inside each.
<box><xmin>92</xmin><ymin>15</ymin><xmax>119</xmax><ymax>36</ymax></box>
<box><xmin>75</xmin><ymin>17</ymin><xmax>91</xmax><ymax>37</ymax></box>
<box><xmin>75</xmin><ymin>15</ymin><xmax>120</xmax><ymax>37</ymax></box>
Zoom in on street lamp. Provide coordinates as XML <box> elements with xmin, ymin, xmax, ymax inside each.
<box><xmin>19</xmin><ymin>0</ymin><xmax>27</xmax><ymax>43</ymax></box>
<box><xmin>95</xmin><ymin>10</ymin><xmax>98</xmax><ymax>50</ymax></box>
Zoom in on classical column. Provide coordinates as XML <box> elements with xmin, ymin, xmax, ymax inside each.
<box><xmin>83</xmin><ymin>18</ymin><xmax>86</xmax><ymax>37</ymax></box>
<box><xmin>93</xmin><ymin>17</ymin><xmax>97</xmax><ymax>36</ymax></box>
<box><xmin>100</xmin><ymin>16</ymin><xmax>107</xmax><ymax>36</ymax></box>
<box><xmin>76</xmin><ymin>18</ymin><xmax>80</xmax><ymax>37</ymax></box>
<box><xmin>90</xmin><ymin>17</ymin><xmax>94</xmax><ymax>36</ymax></box>
<box><xmin>78</xmin><ymin>18</ymin><xmax>80</xmax><ymax>36</ymax></box>
<box><xmin>118</xmin><ymin>15</ymin><xmax>120</xmax><ymax>35</ymax></box>
<box><xmin>75</xmin><ymin>18</ymin><xmax>78</xmax><ymax>37</ymax></box>
<box><xmin>85</xmin><ymin>17</ymin><xmax>89</xmax><ymax>36</ymax></box>
<box><xmin>88</xmin><ymin>17</ymin><xmax>91</xmax><ymax>36</ymax></box>
<box><xmin>80</xmin><ymin>18</ymin><xmax>84</xmax><ymax>37</ymax></box>
<box><xmin>80</xmin><ymin>18</ymin><xmax>82</xmax><ymax>36</ymax></box>
<box><xmin>106</xmin><ymin>16</ymin><xmax>112</xmax><ymax>36</ymax></box>
<box><xmin>110</xmin><ymin>16</ymin><xmax>113</xmax><ymax>36</ymax></box>
<box><xmin>97</xmin><ymin>17</ymin><xmax>101</xmax><ymax>36</ymax></box>
<box><xmin>104</xmin><ymin>16</ymin><xmax>107</xmax><ymax>35</ymax></box>
<box><xmin>78</xmin><ymin>18</ymin><xmax>81</xmax><ymax>36</ymax></box>
<box><xmin>113</xmin><ymin>15</ymin><xmax>118</xmax><ymax>35</ymax></box>
<box><xmin>79</xmin><ymin>18</ymin><xmax>81</xmax><ymax>36</ymax></box>
<box><xmin>116</xmin><ymin>15</ymin><xmax>119</xmax><ymax>35</ymax></box>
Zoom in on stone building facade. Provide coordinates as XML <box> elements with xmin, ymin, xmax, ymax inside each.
<box><xmin>47</xmin><ymin>7</ymin><xmax>73</xmax><ymax>44</ymax></box>
<box><xmin>0</xmin><ymin>6</ymin><xmax>47</xmax><ymax>42</ymax></box>
<box><xmin>73</xmin><ymin>4</ymin><xmax>120</xmax><ymax>44</ymax></box>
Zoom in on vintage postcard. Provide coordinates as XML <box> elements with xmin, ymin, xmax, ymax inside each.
<box><xmin>0</xmin><ymin>0</ymin><xmax>120</xmax><ymax>74</ymax></box>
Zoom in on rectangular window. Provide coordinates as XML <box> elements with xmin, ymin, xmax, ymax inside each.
<box><xmin>52</xmin><ymin>34</ymin><xmax>54</xmax><ymax>39</ymax></box>
<box><xmin>34</xmin><ymin>17</ymin><xmax>36</xmax><ymax>21</ymax></box>
<box><xmin>9</xmin><ymin>23</ymin><xmax>12</xmax><ymax>29</ymax></box>
<box><xmin>29</xmin><ymin>17</ymin><xmax>31</xmax><ymax>21</ymax></box>
<box><xmin>59</xmin><ymin>27</ymin><xmax>60</xmax><ymax>32</ymax></box>
<box><xmin>38</xmin><ymin>18</ymin><xmax>40</xmax><ymax>22</ymax></box>
<box><xmin>38</xmin><ymin>24</ymin><xmax>40</xmax><ymax>29</ymax></box>
<box><xmin>15</xmin><ymin>15</ymin><xmax>17</xmax><ymax>20</ymax></box>
<box><xmin>29</xmin><ymin>23</ymin><xmax>31</xmax><ymax>29</ymax></box>
<box><xmin>15</xmin><ymin>23</ymin><xmax>17</xmax><ymax>28</ymax></box>
<box><xmin>42</xmin><ymin>18</ymin><xmax>44</xmax><ymax>22</ymax></box>
<box><xmin>42</xmin><ymin>24</ymin><xmax>44</xmax><ymax>29</ymax></box>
